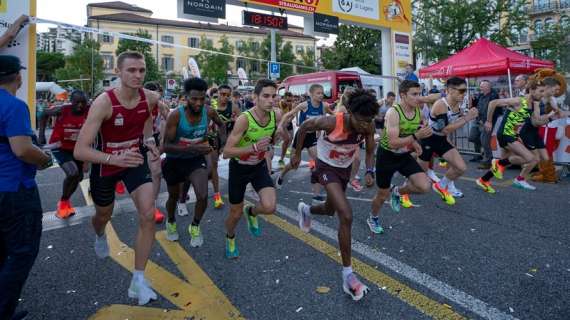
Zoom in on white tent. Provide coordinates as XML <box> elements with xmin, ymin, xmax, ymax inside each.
<box><xmin>36</xmin><ymin>82</ymin><xmax>66</xmax><ymax>95</ymax></box>
<box><xmin>340</xmin><ymin>67</ymin><xmax>391</xmax><ymax>97</ymax></box>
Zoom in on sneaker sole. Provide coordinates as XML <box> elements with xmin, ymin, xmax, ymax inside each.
<box><xmin>190</xmin><ymin>239</ymin><xmax>204</xmax><ymax>247</ymax></box>
<box><xmin>297</xmin><ymin>203</ymin><xmax>310</xmax><ymax>233</ymax></box>
<box><xmin>166</xmin><ymin>234</ymin><xmax>179</xmax><ymax>241</ymax></box>
<box><xmin>342</xmin><ymin>284</ymin><xmax>369</xmax><ymax>301</ymax></box>
<box><xmin>367</xmin><ymin>221</ymin><xmax>383</xmax><ymax>234</ymax></box>
<box><xmin>128</xmin><ymin>289</ymin><xmax>156</xmax><ymax>305</ymax></box>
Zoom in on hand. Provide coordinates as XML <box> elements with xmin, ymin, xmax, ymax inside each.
<box><xmin>415</xmin><ymin>126</ymin><xmax>432</xmax><ymax>139</ymax></box>
<box><xmin>38</xmin><ymin>152</ymin><xmax>53</xmax><ymax>170</ymax></box>
<box><xmin>290</xmin><ymin>153</ymin><xmax>301</xmax><ymax>169</ymax></box>
<box><xmin>365</xmin><ymin>173</ymin><xmax>374</xmax><ymax>187</ymax></box>
<box><xmin>484</xmin><ymin>121</ymin><xmax>492</xmax><ymax>133</ymax></box>
<box><xmin>413</xmin><ymin>143</ymin><xmax>423</xmax><ymax>157</ymax></box>
<box><xmin>191</xmin><ymin>143</ymin><xmax>213</xmax><ymax>155</ymax></box>
<box><xmin>465</xmin><ymin>108</ymin><xmax>478</xmax><ymax>121</ymax></box>
<box><xmin>6</xmin><ymin>15</ymin><xmax>29</xmax><ymax>40</ymax></box>
<box><xmin>255</xmin><ymin>137</ymin><xmax>272</xmax><ymax>152</ymax></box>
<box><xmin>110</xmin><ymin>150</ymin><xmax>144</xmax><ymax>168</ymax></box>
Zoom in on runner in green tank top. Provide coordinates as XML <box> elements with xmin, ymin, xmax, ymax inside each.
<box><xmin>222</xmin><ymin>79</ymin><xmax>285</xmax><ymax>259</ymax></box>
<box><xmin>477</xmin><ymin>78</ymin><xmax>553</xmax><ymax>192</ymax></box>
<box><xmin>369</xmin><ymin>80</ymin><xmax>433</xmax><ymax>226</ymax></box>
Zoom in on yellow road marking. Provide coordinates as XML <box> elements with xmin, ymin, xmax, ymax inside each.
<box><xmin>89</xmin><ymin>305</ymin><xmax>188</xmax><ymax>320</ymax></box>
<box><xmin>261</xmin><ymin>214</ymin><xmax>466</xmax><ymax>320</ymax></box>
<box><xmin>79</xmin><ymin>178</ymin><xmax>94</xmax><ymax>206</ymax></box>
<box><xmin>104</xmin><ymin>224</ymin><xmax>243</xmax><ymax>319</ymax></box>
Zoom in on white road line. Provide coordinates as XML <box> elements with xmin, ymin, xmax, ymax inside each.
<box><xmin>288</xmin><ymin>190</ymin><xmax>373</xmax><ymax>202</ymax></box>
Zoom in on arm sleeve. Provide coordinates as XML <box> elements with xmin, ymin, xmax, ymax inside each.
<box><xmin>5</xmin><ymin>99</ymin><xmax>33</xmax><ymax>137</ymax></box>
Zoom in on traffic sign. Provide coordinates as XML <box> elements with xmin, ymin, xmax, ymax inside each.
<box><xmin>269</xmin><ymin>62</ymin><xmax>280</xmax><ymax>79</ymax></box>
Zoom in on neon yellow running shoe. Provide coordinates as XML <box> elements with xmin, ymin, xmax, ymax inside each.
<box><xmin>432</xmin><ymin>182</ymin><xmax>456</xmax><ymax>205</ymax></box>
<box><xmin>476</xmin><ymin>178</ymin><xmax>496</xmax><ymax>194</ymax></box>
<box><xmin>400</xmin><ymin>194</ymin><xmax>414</xmax><ymax>208</ymax></box>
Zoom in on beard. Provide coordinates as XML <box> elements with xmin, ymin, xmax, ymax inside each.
<box><xmin>189</xmin><ymin>106</ymin><xmax>202</xmax><ymax>116</ymax></box>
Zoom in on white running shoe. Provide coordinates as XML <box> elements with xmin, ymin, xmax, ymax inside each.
<box><xmin>94</xmin><ymin>234</ymin><xmax>109</xmax><ymax>259</ymax></box>
<box><xmin>275</xmin><ymin>174</ymin><xmax>284</xmax><ymax>190</ymax></box>
<box><xmin>426</xmin><ymin>169</ymin><xmax>440</xmax><ymax>183</ymax></box>
<box><xmin>343</xmin><ymin>273</ymin><xmax>370</xmax><ymax>301</ymax></box>
<box><xmin>448</xmin><ymin>182</ymin><xmax>464</xmax><ymax>198</ymax></box>
<box><xmin>297</xmin><ymin>202</ymin><xmax>311</xmax><ymax>233</ymax></box>
<box><xmin>513</xmin><ymin>179</ymin><xmax>536</xmax><ymax>191</ymax></box>
<box><xmin>128</xmin><ymin>278</ymin><xmax>158</xmax><ymax>305</ymax></box>
<box><xmin>189</xmin><ymin>224</ymin><xmax>204</xmax><ymax>247</ymax></box>
<box><xmin>177</xmin><ymin>202</ymin><xmax>189</xmax><ymax>216</ymax></box>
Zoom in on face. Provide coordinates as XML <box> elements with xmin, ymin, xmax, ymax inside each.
<box><xmin>514</xmin><ymin>77</ymin><xmax>527</xmax><ymax>89</ymax></box>
<box><xmin>218</xmin><ymin>88</ymin><xmax>231</xmax><ymax>105</ymax></box>
<box><xmin>186</xmin><ymin>89</ymin><xmax>206</xmax><ymax>115</ymax></box>
<box><xmin>386</xmin><ymin>95</ymin><xmax>395</xmax><ymax>105</ymax></box>
<box><xmin>479</xmin><ymin>82</ymin><xmax>491</xmax><ymax>94</ymax></box>
<box><xmin>117</xmin><ymin>58</ymin><xmax>146</xmax><ymax>89</ymax></box>
<box><xmin>400</xmin><ymin>87</ymin><xmax>421</xmax><ymax>108</ymax></box>
<box><xmin>448</xmin><ymin>84</ymin><xmax>467</xmax><ymax>101</ymax></box>
<box><xmin>254</xmin><ymin>86</ymin><xmax>277</xmax><ymax>112</ymax></box>
<box><xmin>284</xmin><ymin>95</ymin><xmax>294</xmax><ymax>106</ymax></box>
<box><xmin>406</xmin><ymin>65</ymin><xmax>413</xmax><ymax>73</ymax></box>
<box><xmin>348</xmin><ymin>112</ymin><xmax>375</xmax><ymax>134</ymax></box>
<box><xmin>544</xmin><ymin>84</ymin><xmax>560</xmax><ymax>97</ymax></box>
<box><xmin>530</xmin><ymin>86</ymin><xmax>546</xmax><ymax>101</ymax></box>
<box><xmin>72</xmin><ymin>95</ymin><xmax>88</xmax><ymax>112</ymax></box>
<box><xmin>310</xmin><ymin>87</ymin><xmax>324</xmax><ymax>102</ymax></box>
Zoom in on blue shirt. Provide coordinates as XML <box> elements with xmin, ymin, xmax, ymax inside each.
<box><xmin>0</xmin><ymin>88</ymin><xmax>37</xmax><ymax>192</ymax></box>
<box><xmin>405</xmin><ymin>72</ymin><xmax>419</xmax><ymax>82</ymax></box>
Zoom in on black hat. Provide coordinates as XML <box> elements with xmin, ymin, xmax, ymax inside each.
<box><xmin>0</xmin><ymin>55</ymin><xmax>26</xmax><ymax>76</ymax></box>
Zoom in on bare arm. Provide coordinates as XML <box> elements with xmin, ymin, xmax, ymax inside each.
<box><xmin>531</xmin><ymin>101</ymin><xmax>554</xmax><ymax>126</ymax></box>
<box><xmin>364</xmin><ymin>128</ymin><xmax>375</xmax><ymax>171</ymax></box>
<box><xmin>208</xmin><ymin>107</ymin><xmax>227</xmax><ymax>143</ymax></box>
<box><xmin>324</xmin><ymin>102</ymin><xmax>334</xmax><ymax>115</ymax></box>
<box><xmin>9</xmin><ymin>136</ymin><xmax>51</xmax><ymax>168</ymax></box>
<box><xmin>486</xmin><ymin>98</ymin><xmax>520</xmax><ymax>125</ymax></box>
<box><xmin>385</xmin><ymin>108</ymin><xmax>414</xmax><ymax>150</ymax></box>
<box><xmin>418</xmin><ymin>93</ymin><xmax>442</xmax><ymax>105</ymax></box>
<box><xmin>293</xmin><ymin>116</ymin><xmax>335</xmax><ymax>159</ymax></box>
<box><xmin>279</xmin><ymin>102</ymin><xmax>306</xmax><ymax>131</ymax></box>
<box><xmin>222</xmin><ymin>114</ymin><xmax>254</xmax><ymax>159</ymax></box>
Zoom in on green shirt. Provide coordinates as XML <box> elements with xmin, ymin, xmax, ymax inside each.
<box><xmin>380</xmin><ymin>104</ymin><xmax>421</xmax><ymax>153</ymax></box>
<box><xmin>500</xmin><ymin>97</ymin><xmax>532</xmax><ymax>138</ymax></box>
<box><xmin>235</xmin><ymin>110</ymin><xmax>276</xmax><ymax>165</ymax></box>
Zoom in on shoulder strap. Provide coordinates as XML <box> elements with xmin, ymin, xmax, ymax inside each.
<box><xmin>138</xmin><ymin>88</ymin><xmax>146</xmax><ymax>101</ymax></box>
<box><xmin>106</xmin><ymin>89</ymin><xmax>120</xmax><ymax>107</ymax></box>
<box><xmin>328</xmin><ymin>112</ymin><xmax>348</xmax><ymax>141</ymax></box>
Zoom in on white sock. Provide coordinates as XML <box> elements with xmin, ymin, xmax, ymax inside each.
<box><xmin>449</xmin><ymin>181</ymin><xmax>456</xmax><ymax>189</ymax></box>
<box><xmin>342</xmin><ymin>266</ymin><xmax>353</xmax><ymax>281</ymax></box>
<box><xmin>133</xmin><ymin>270</ymin><xmax>145</xmax><ymax>283</ymax></box>
<box><xmin>440</xmin><ymin>177</ymin><xmax>450</xmax><ymax>188</ymax></box>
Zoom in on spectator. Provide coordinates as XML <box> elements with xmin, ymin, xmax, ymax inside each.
<box><xmin>429</xmin><ymin>85</ymin><xmax>440</xmax><ymax>94</ymax></box>
<box><xmin>400</xmin><ymin>64</ymin><xmax>419</xmax><ymax>82</ymax></box>
<box><xmin>231</xmin><ymin>90</ymin><xmax>244</xmax><ymax>112</ymax></box>
<box><xmin>471</xmin><ymin>80</ymin><xmax>499</xmax><ymax>167</ymax></box>
<box><xmin>0</xmin><ymin>55</ymin><xmax>53</xmax><ymax>320</ymax></box>
<box><xmin>514</xmin><ymin>74</ymin><xmax>528</xmax><ymax>97</ymax></box>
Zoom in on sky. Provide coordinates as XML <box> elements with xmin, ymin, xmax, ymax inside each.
<box><xmin>36</xmin><ymin>0</ymin><xmax>333</xmax><ymax>45</ymax></box>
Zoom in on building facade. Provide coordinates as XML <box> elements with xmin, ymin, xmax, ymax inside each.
<box><xmin>37</xmin><ymin>27</ymin><xmax>84</xmax><ymax>56</ymax></box>
<box><xmin>86</xmin><ymin>1</ymin><xmax>317</xmax><ymax>82</ymax></box>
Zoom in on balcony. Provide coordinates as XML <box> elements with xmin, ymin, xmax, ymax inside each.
<box><xmin>527</xmin><ymin>2</ymin><xmax>559</xmax><ymax>14</ymax></box>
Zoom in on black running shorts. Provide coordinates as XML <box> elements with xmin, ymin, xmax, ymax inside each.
<box><xmin>292</xmin><ymin>131</ymin><xmax>318</xmax><ymax>150</ymax></box>
<box><xmin>418</xmin><ymin>135</ymin><xmax>455</xmax><ymax>162</ymax></box>
<box><xmin>519</xmin><ymin>127</ymin><xmax>545</xmax><ymax>151</ymax></box>
<box><xmin>310</xmin><ymin>159</ymin><xmax>351</xmax><ymax>191</ymax></box>
<box><xmin>90</xmin><ymin>155</ymin><xmax>152</xmax><ymax>207</ymax></box>
<box><xmin>228</xmin><ymin>159</ymin><xmax>274</xmax><ymax>204</ymax></box>
<box><xmin>375</xmin><ymin>147</ymin><xmax>424</xmax><ymax>189</ymax></box>
<box><xmin>52</xmin><ymin>148</ymin><xmax>83</xmax><ymax>169</ymax></box>
<box><xmin>162</xmin><ymin>156</ymin><xmax>208</xmax><ymax>186</ymax></box>
<box><xmin>497</xmin><ymin>133</ymin><xmax>517</xmax><ymax>149</ymax></box>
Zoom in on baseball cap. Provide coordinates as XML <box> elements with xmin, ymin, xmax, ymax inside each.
<box><xmin>0</xmin><ymin>55</ymin><xmax>26</xmax><ymax>76</ymax></box>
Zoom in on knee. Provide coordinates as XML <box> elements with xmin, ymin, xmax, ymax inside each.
<box><xmin>139</xmin><ymin>208</ymin><xmax>155</xmax><ymax>224</ymax></box>
<box><xmin>456</xmin><ymin>162</ymin><xmax>467</xmax><ymax>175</ymax></box>
<box><xmin>338</xmin><ymin>210</ymin><xmax>353</xmax><ymax>226</ymax></box>
<box><xmin>418</xmin><ymin>181</ymin><xmax>431</xmax><ymax>194</ymax></box>
<box><xmin>260</xmin><ymin>201</ymin><xmax>276</xmax><ymax>214</ymax></box>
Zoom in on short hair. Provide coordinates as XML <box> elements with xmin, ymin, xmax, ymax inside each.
<box><xmin>406</xmin><ymin>64</ymin><xmax>415</xmax><ymax>70</ymax></box>
<box><xmin>218</xmin><ymin>84</ymin><xmax>232</xmax><ymax>92</ymax></box>
<box><xmin>183</xmin><ymin>77</ymin><xmax>208</xmax><ymax>94</ymax></box>
<box><xmin>70</xmin><ymin>90</ymin><xmax>87</xmax><ymax>101</ymax></box>
<box><xmin>346</xmin><ymin>89</ymin><xmax>380</xmax><ymax>118</ymax></box>
<box><xmin>309</xmin><ymin>83</ymin><xmax>324</xmax><ymax>93</ymax></box>
<box><xmin>527</xmin><ymin>79</ymin><xmax>545</xmax><ymax>90</ymax></box>
<box><xmin>479</xmin><ymin>80</ymin><xmax>491</xmax><ymax>86</ymax></box>
<box><xmin>516</xmin><ymin>74</ymin><xmax>529</xmax><ymax>81</ymax></box>
<box><xmin>386</xmin><ymin>91</ymin><xmax>396</xmax><ymax>98</ymax></box>
<box><xmin>0</xmin><ymin>73</ymin><xmax>18</xmax><ymax>85</ymax></box>
<box><xmin>254</xmin><ymin>79</ymin><xmax>277</xmax><ymax>95</ymax></box>
<box><xmin>232</xmin><ymin>90</ymin><xmax>241</xmax><ymax>97</ymax></box>
<box><xmin>398</xmin><ymin>80</ymin><xmax>420</xmax><ymax>95</ymax></box>
<box><xmin>543</xmin><ymin>77</ymin><xmax>561</xmax><ymax>87</ymax></box>
<box><xmin>446</xmin><ymin>77</ymin><xmax>466</xmax><ymax>87</ymax></box>
<box><xmin>283</xmin><ymin>91</ymin><xmax>293</xmax><ymax>97</ymax></box>
<box><xmin>117</xmin><ymin>51</ymin><xmax>144</xmax><ymax>69</ymax></box>
<box><xmin>144</xmin><ymin>81</ymin><xmax>162</xmax><ymax>92</ymax></box>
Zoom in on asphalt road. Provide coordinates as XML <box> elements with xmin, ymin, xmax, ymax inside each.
<box><xmin>15</xmin><ymin>149</ymin><xmax>570</xmax><ymax>320</ymax></box>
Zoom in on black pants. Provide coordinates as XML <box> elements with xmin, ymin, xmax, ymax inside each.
<box><xmin>0</xmin><ymin>185</ymin><xmax>43</xmax><ymax>319</ymax></box>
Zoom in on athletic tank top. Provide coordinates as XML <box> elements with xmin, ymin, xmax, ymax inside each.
<box><xmin>429</xmin><ymin>98</ymin><xmax>463</xmax><ymax>136</ymax></box>
<box><xmin>499</xmin><ymin>97</ymin><xmax>532</xmax><ymax>138</ymax></box>
<box><xmin>235</xmin><ymin>110</ymin><xmax>276</xmax><ymax>165</ymax></box>
<box><xmin>49</xmin><ymin>105</ymin><xmax>88</xmax><ymax>151</ymax></box>
<box><xmin>97</xmin><ymin>88</ymin><xmax>150</xmax><ymax>176</ymax></box>
<box><xmin>167</xmin><ymin>106</ymin><xmax>209</xmax><ymax>159</ymax></box>
<box><xmin>213</xmin><ymin>101</ymin><xmax>235</xmax><ymax>132</ymax></box>
<box><xmin>379</xmin><ymin>104</ymin><xmax>421</xmax><ymax>154</ymax></box>
<box><xmin>298</xmin><ymin>100</ymin><xmax>324</xmax><ymax>125</ymax></box>
<box><xmin>317</xmin><ymin>113</ymin><xmax>364</xmax><ymax>168</ymax></box>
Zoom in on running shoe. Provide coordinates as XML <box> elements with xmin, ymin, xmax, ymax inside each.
<box><xmin>390</xmin><ymin>187</ymin><xmax>401</xmax><ymax>213</ymax></box>
<box><xmin>350</xmin><ymin>179</ymin><xmax>363</xmax><ymax>192</ymax></box>
<box><xmin>476</xmin><ymin>178</ymin><xmax>496</xmax><ymax>194</ymax></box>
<box><xmin>213</xmin><ymin>192</ymin><xmax>224</xmax><ymax>209</ymax></box>
<box><xmin>128</xmin><ymin>278</ymin><xmax>158</xmax><ymax>306</ymax></box>
<box><xmin>426</xmin><ymin>169</ymin><xmax>440</xmax><ymax>183</ymax></box>
<box><xmin>94</xmin><ymin>234</ymin><xmax>109</xmax><ymax>259</ymax></box>
<box><xmin>448</xmin><ymin>182</ymin><xmax>464</xmax><ymax>198</ymax></box>
<box><xmin>115</xmin><ymin>181</ymin><xmax>125</xmax><ymax>194</ymax></box>
<box><xmin>278</xmin><ymin>159</ymin><xmax>286</xmax><ymax>169</ymax></box>
<box><xmin>308</xmin><ymin>159</ymin><xmax>316</xmax><ymax>170</ymax></box>
<box><xmin>342</xmin><ymin>273</ymin><xmax>370</xmax><ymax>301</ymax></box>
<box><xmin>55</xmin><ymin>200</ymin><xmax>74</xmax><ymax>219</ymax></box>
<box><xmin>438</xmin><ymin>159</ymin><xmax>448</xmax><ymax>168</ymax></box>
<box><xmin>153</xmin><ymin>208</ymin><xmax>165</xmax><ymax>224</ymax></box>
<box><xmin>297</xmin><ymin>202</ymin><xmax>311</xmax><ymax>232</ymax></box>
<box><xmin>177</xmin><ymin>202</ymin><xmax>189</xmax><ymax>216</ymax></box>
<box><xmin>366</xmin><ymin>216</ymin><xmax>384</xmax><ymax>234</ymax></box>
<box><xmin>432</xmin><ymin>182</ymin><xmax>456</xmax><ymax>205</ymax></box>
<box><xmin>491</xmin><ymin>159</ymin><xmax>506</xmax><ymax>180</ymax></box>
<box><xmin>513</xmin><ymin>179</ymin><xmax>536</xmax><ymax>191</ymax></box>
<box><xmin>165</xmin><ymin>221</ymin><xmax>179</xmax><ymax>241</ymax></box>
<box><xmin>400</xmin><ymin>194</ymin><xmax>414</xmax><ymax>209</ymax></box>
<box><xmin>225</xmin><ymin>236</ymin><xmax>239</xmax><ymax>259</ymax></box>
<box><xmin>244</xmin><ymin>205</ymin><xmax>261</xmax><ymax>237</ymax></box>
<box><xmin>275</xmin><ymin>174</ymin><xmax>284</xmax><ymax>190</ymax></box>
<box><xmin>189</xmin><ymin>224</ymin><xmax>204</xmax><ymax>247</ymax></box>
<box><xmin>312</xmin><ymin>195</ymin><xmax>326</xmax><ymax>205</ymax></box>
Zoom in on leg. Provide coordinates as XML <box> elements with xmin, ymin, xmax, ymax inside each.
<box><xmin>92</xmin><ymin>204</ymin><xmax>114</xmax><ymax>237</ymax></box>
<box><xmin>506</xmin><ymin>141</ymin><xmax>538</xmax><ymax>177</ymax></box>
<box><xmin>480</xmin><ymin>128</ymin><xmax>493</xmax><ymax>163</ymax></box>
<box><xmin>148</xmin><ymin>157</ymin><xmax>162</xmax><ymax>203</ymax></box>
<box><xmin>165</xmin><ymin>184</ymin><xmax>179</xmax><ymax>223</ymax></box>
<box><xmin>399</xmin><ymin>172</ymin><xmax>431</xmax><ymax>195</ymax></box>
<box><xmin>189</xmin><ymin>168</ymin><xmax>209</xmax><ymax>224</ymax></box>
<box><xmin>441</xmin><ymin>148</ymin><xmax>467</xmax><ymax>181</ymax></box>
<box><xmin>371</xmin><ymin>188</ymin><xmax>390</xmax><ymax>217</ymax></box>
<box><xmin>350</xmin><ymin>152</ymin><xmax>361</xmax><ymax>181</ymax></box>
<box><xmin>323</xmin><ymin>183</ymin><xmax>353</xmax><ymax>267</ymax></box>
<box><xmin>130</xmin><ymin>182</ymin><xmax>156</xmax><ymax>271</ymax></box>
<box><xmin>310</xmin><ymin>197</ymin><xmax>336</xmax><ymax>216</ymax></box>
<box><xmin>60</xmin><ymin>161</ymin><xmax>82</xmax><ymax>201</ymax></box>
<box><xmin>225</xmin><ymin>203</ymin><xmax>244</xmax><ymax>237</ymax></box>
<box><xmin>251</xmin><ymin>187</ymin><xmax>276</xmax><ymax>216</ymax></box>
<box><xmin>210</xmin><ymin>150</ymin><xmax>220</xmax><ymax>194</ymax></box>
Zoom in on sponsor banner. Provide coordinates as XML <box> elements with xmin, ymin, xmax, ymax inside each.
<box><xmin>182</xmin><ymin>0</ymin><xmax>226</xmax><ymax>19</ymax></box>
<box><xmin>313</xmin><ymin>12</ymin><xmax>338</xmax><ymax>34</ymax></box>
<box><xmin>392</xmin><ymin>31</ymin><xmax>411</xmax><ymax>79</ymax></box>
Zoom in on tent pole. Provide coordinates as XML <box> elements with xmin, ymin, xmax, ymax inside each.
<box><xmin>507</xmin><ymin>68</ymin><xmax>513</xmax><ymax>98</ymax></box>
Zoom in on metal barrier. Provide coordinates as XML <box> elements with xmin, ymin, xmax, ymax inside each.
<box><xmin>450</xmin><ymin>122</ymin><xmax>478</xmax><ymax>155</ymax></box>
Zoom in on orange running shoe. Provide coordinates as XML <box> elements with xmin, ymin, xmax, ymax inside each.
<box><xmin>55</xmin><ymin>200</ymin><xmax>73</xmax><ymax>219</ymax></box>
<box><xmin>213</xmin><ymin>192</ymin><xmax>224</xmax><ymax>209</ymax></box>
<box><xmin>115</xmin><ymin>181</ymin><xmax>126</xmax><ymax>194</ymax></box>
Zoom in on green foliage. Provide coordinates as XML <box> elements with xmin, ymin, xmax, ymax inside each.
<box><xmin>36</xmin><ymin>52</ymin><xmax>65</xmax><ymax>82</ymax></box>
<box><xmin>321</xmin><ymin>25</ymin><xmax>381</xmax><ymax>74</ymax></box>
<box><xmin>115</xmin><ymin>29</ymin><xmax>162</xmax><ymax>84</ymax></box>
<box><xmin>196</xmin><ymin>35</ymin><xmax>234</xmax><ymax>85</ymax></box>
<box><xmin>296</xmin><ymin>47</ymin><xmax>316</xmax><ymax>75</ymax></box>
<box><xmin>531</xmin><ymin>22</ymin><xmax>570</xmax><ymax>74</ymax></box>
<box><xmin>55</xmin><ymin>39</ymin><xmax>103</xmax><ymax>95</ymax></box>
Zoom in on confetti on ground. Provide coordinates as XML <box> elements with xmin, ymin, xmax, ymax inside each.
<box><xmin>316</xmin><ymin>286</ymin><xmax>330</xmax><ymax>294</ymax></box>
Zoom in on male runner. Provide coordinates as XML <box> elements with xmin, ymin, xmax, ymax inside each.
<box><xmin>276</xmin><ymin>84</ymin><xmax>333</xmax><ymax>203</ymax></box>
<box><xmin>74</xmin><ymin>51</ymin><xmax>161</xmax><ymax>305</ymax></box>
<box><xmin>418</xmin><ymin>77</ymin><xmax>478</xmax><ymax>203</ymax></box>
<box><xmin>477</xmin><ymin>79</ymin><xmax>550</xmax><ymax>192</ymax></box>
<box><xmin>162</xmin><ymin>78</ymin><xmax>225</xmax><ymax>245</ymax></box>
<box><xmin>41</xmin><ymin>91</ymin><xmax>89</xmax><ymax>219</ymax></box>
<box><xmin>369</xmin><ymin>80</ymin><xmax>432</xmax><ymax>231</ymax></box>
<box><xmin>293</xmin><ymin>89</ymin><xmax>377</xmax><ymax>301</ymax></box>
<box><xmin>277</xmin><ymin>91</ymin><xmax>295</xmax><ymax>168</ymax></box>
<box><xmin>222</xmin><ymin>79</ymin><xmax>283</xmax><ymax>259</ymax></box>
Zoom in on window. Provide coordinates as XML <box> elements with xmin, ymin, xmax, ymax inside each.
<box><xmin>101</xmin><ymin>34</ymin><xmax>113</xmax><ymax>43</ymax></box>
<box><xmin>161</xmin><ymin>56</ymin><xmax>174</xmax><ymax>72</ymax></box>
<box><xmin>534</xmin><ymin>19</ymin><xmax>543</xmax><ymax>35</ymax></box>
<box><xmin>544</xmin><ymin>18</ymin><xmax>554</xmax><ymax>31</ymax></box>
<box><xmin>251</xmin><ymin>61</ymin><xmax>260</xmax><ymax>73</ymax></box>
<box><xmin>289</xmin><ymin>84</ymin><xmax>307</xmax><ymax>96</ymax></box>
<box><xmin>161</xmin><ymin>35</ymin><xmax>174</xmax><ymax>47</ymax></box>
<box><xmin>296</xmin><ymin>45</ymin><xmax>304</xmax><ymax>54</ymax></box>
<box><xmin>306</xmin><ymin>46</ymin><xmax>314</xmax><ymax>55</ymax></box>
<box><xmin>561</xmin><ymin>15</ymin><xmax>570</xmax><ymax>27</ymax></box>
<box><xmin>252</xmin><ymin>42</ymin><xmax>260</xmax><ymax>51</ymax></box>
<box><xmin>236</xmin><ymin>40</ymin><xmax>244</xmax><ymax>50</ymax></box>
<box><xmin>101</xmin><ymin>53</ymin><xmax>114</xmax><ymax>70</ymax></box>
<box><xmin>236</xmin><ymin>58</ymin><xmax>247</xmax><ymax>70</ymax></box>
<box><xmin>519</xmin><ymin>27</ymin><xmax>529</xmax><ymax>43</ymax></box>
<box><xmin>188</xmin><ymin>37</ymin><xmax>200</xmax><ymax>48</ymax></box>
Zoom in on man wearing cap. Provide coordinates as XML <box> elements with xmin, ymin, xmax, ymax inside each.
<box><xmin>0</xmin><ymin>55</ymin><xmax>53</xmax><ymax>319</ymax></box>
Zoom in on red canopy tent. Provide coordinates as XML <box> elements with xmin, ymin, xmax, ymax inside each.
<box><xmin>419</xmin><ymin>38</ymin><xmax>554</xmax><ymax>79</ymax></box>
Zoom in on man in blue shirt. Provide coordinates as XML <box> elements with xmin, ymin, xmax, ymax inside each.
<box><xmin>0</xmin><ymin>55</ymin><xmax>52</xmax><ymax>320</ymax></box>
<box><xmin>402</xmin><ymin>64</ymin><xmax>419</xmax><ymax>82</ymax></box>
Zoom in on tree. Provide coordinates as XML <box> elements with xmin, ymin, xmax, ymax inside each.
<box><xmin>296</xmin><ymin>48</ymin><xmax>316</xmax><ymax>75</ymax></box>
<box><xmin>260</xmin><ymin>34</ymin><xmax>299</xmax><ymax>79</ymax></box>
<box><xmin>55</xmin><ymin>39</ymin><xmax>103</xmax><ymax>95</ymax></box>
<box><xmin>115</xmin><ymin>29</ymin><xmax>162</xmax><ymax>84</ymax></box>
<box><xmin>413</xmin><ymin>0</ymin><xmax>528</xmax><ymax>63</ymax></box>
<box><xmin>236</xmin><ymin>38</ymin><xmax>262</xmax><ymax>77</ymax></box>
<box><xmin>196</xmin><ymin>35</ymin><xmax>234</xmax><ymax>85</ymax></box>
<box><xmin>36</xmin><ymin>52</ymin><xmax>65</xmax><ymax>82</ymax></box>
<box><xmin>321</xmin><ymin>25</ymin><xmax>381</xmax><ymax>74</ymax></box>
<box><xmin>531</xmin><ymin>22</ymin><xmax>570</xmax><ymax>74</ymax></box>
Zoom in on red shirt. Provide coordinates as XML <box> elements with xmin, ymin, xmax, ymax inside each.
<box><xmin>49</xmin><ymin>104</ymin><xmax>88</xmax><ymax>151</ymax></box>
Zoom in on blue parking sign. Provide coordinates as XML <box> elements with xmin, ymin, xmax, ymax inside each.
<box><xmin>269</xmin><ymin>62</ymin><xmax>280</xmax><ymax>79</ymax></box>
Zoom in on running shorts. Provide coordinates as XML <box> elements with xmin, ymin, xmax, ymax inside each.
<box><xmin>418</xmin><ymin>135</ymin><xmax>455</xmax><ymax>162</ymax></box>
<box><xmin>228</xmin><ymin>159</ymin><xmax>274</xmax><ymax>204</ymax></box>
<box><xmin>519</xmin><ymin>127</ymin><xmax>545</xmax><ymax>151</ymax></box>
<box><xmin>375</xmin><ymin>148</ymin><xmax>423</xmax><ymax>189</ymax></box>
<box><xmin>497</xmin><ymin>133</ymin><xmax>518</xmax><ymax>149</ymax></box>
<box><xmin>52</xmin><ymin>148</ymin><xmax>83</xmax><ymax>169</ymax></box>
<box><xmin>311</xmin><ymin>159</ymin><xmax>351</xmax><ymax>191</ymax></box>
<box><xmin>90</xmin><ymin>155</ymin><xmax>152</xmax><ymax>207</ymax></box>
<box><xmin>162</xmin><ymin>156</ymin><xmax>208</xmax><ymax>186</ymax></box>
<box><xmin>292</xmin><ymin>131</ymin><xmax>318</xmax><ymax>150</ymax></box>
